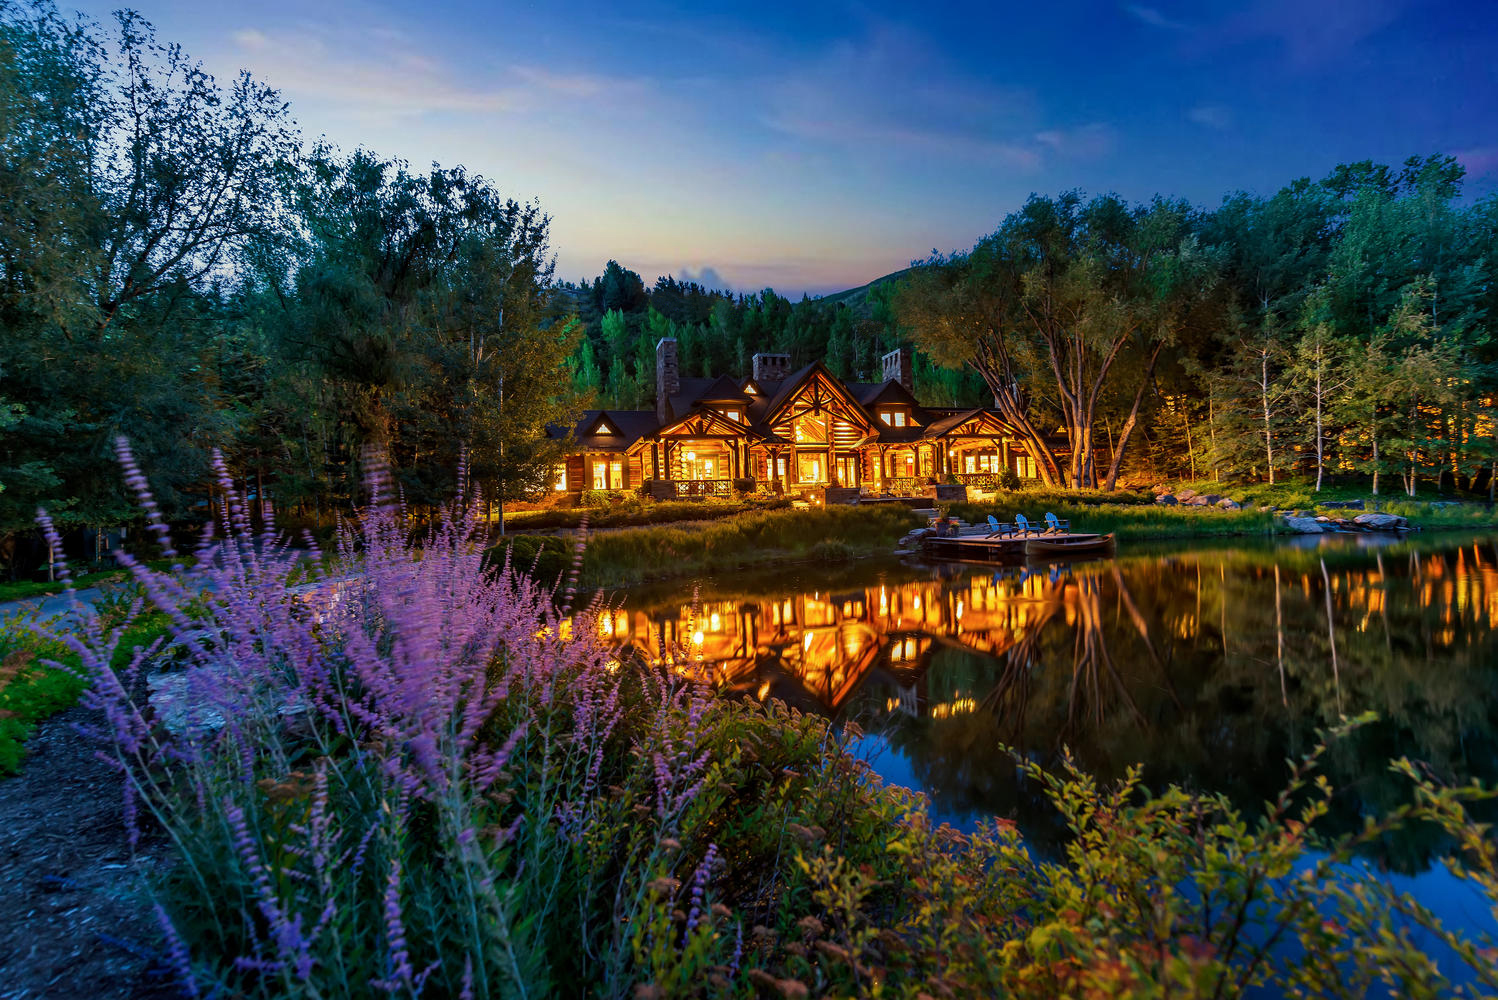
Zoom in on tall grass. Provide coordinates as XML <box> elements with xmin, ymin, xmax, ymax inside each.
<box><xmin>29</xmin><ymin>440</ymin><xmax>1498</xmax><ymax>994</ymax></box>
<box><xmin>502</xmin><ymin>496</ymin><xmax>792</xmax><ymax>532</ymax></box>
<box><xmin>492</xmin><ymin>505</ymin><xmax>924</xmax><ymax>589</ymax></box>
<box><xmin>43</xmin><ymin>443</ymin><xmax>1498</xmax><ymax>998</ymax></box>
<box><xmin>946</xmin><ymin>500</ymin><xmax>1279</xmax><ymax>541</ymax></box>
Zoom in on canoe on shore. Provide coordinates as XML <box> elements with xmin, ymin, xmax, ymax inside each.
<box><xmin>1024</xmin><ymin>533</ymin><xmax>1116</xmax><ymax>558</ymax></box>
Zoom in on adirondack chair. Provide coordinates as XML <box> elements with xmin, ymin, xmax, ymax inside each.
<box><xmin>1044</xmin><ymin>512</ymin><xmax>1070</xmax><ymax>534</ymax></box>
<box><xmin>985</xmin><ymin>515</ymin><xmax>1013</xmax><ymax>538</ymax></box>
<box><xmin>1014</xmin><ymin>513</ymin><xmax>1037</xmax><ymax>536</ymax></box>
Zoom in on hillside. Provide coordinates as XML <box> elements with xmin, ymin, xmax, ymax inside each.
<box><xmin>817</xmin><ymin>265</ymin><xmax>914</xmax><ymax>311</ymax></box>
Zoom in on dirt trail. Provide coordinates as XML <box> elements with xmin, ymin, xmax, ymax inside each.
<box><xmin>0</xmin><ymin>706</ymin><xmax>173</xmax><ymax>999</ymax></box>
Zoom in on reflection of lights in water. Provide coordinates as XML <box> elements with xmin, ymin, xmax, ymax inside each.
<box><xmin>758</xmin><ymin>681</ymin><xmax>772</xmax><ymax>700</ymax></box>
<box><xmin>803</xmin><ymin>633</ymin><xmax>814</xmax><ymax>650</ymax></box>
<box><xmin>886</xmin><ymin>696</ymin><xmax>900</xmax><ymax>712</ymax></box>
<box><xmin>912</xmin><ymin>595</ymin><xmax>921</xmax><ymax>611</ymax></box>
<box><xmin>879</xmin><ymin>586</ymin><xmax>888</xmax><ymax>616</ymax></box>
<box><xmin>956</xmin><ymin>599</ymin><xmax>964</xmax><ymax>619</ymax></box>
<box><xmin>692</xmin><ymin>630</ymin><xmax>705</xmax><ymax>646</ymax></box>
<box><xmin>929</xmin><ymin>698</ymin><xmax>976</xmax><ymax>719</ymax></box>
<box><xmin>709</xmin><ymin>612</ymin><xmax>721</xmax><ymax>631</ymax></box>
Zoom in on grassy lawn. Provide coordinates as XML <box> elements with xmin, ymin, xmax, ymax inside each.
<box><xmin>0</xmin><ymin>609</ymin><xmax>171</xmax><ymax>774</ymax></box>
<box><xmin>0</xmin><ymin>567</ymin><xmax>132</xmax><ymax>603</ymax></box>
<box><xmin>946</xmin><ymin>499</ymin><xmax>1280</xmax><ymax>540</ymax></box>
<box><xmin>499</xmin><ymin>495</ymin><xmax>792</xmax><ymax>532</ymax></box>
<box><xmin>490</xmin><ymin>504</ymin><xmax>924</xmax><ymax>588</ymax></box>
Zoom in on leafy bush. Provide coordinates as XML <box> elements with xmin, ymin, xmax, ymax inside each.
<box><xmin>997</xmin><ymin>467</ymin><xmax>1022</xmax><ymax>490</ymax></box>
<box><xmin>946</xmin><ymin>500</ymin><xmax>1277</xmax><ymax>540</ymax></box>
<box><xmin>502</xmin><ymin>497</ymin><xmax>793</xmax><ymax>532</ymax></box>
<box><xmin>0</xmin><ymin>604</ymin><xmax>168</xmax><ymax>773</ymax></box>
<box><xmin>49</xmin><ymin>445</ymin><xmax>1498</xmax><ymax>998</ymax></box>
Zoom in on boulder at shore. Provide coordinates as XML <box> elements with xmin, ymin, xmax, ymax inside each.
<box><xmin>1283</xmin><ymin>516</ymin><xmax>1324</xmax><ymax>534</ymax></box>
<box><xmin>1352</xmin><ymin>512</ymin><xmax>1408</xmax><ymax>531</ymax></box>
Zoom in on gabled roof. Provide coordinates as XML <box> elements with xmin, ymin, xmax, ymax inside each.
<box><xmin>657</xmin><ymin>407</ymin><xmax>764</xmax><ymax>439</ymax></box>
<box><xmin>696</xmin><ymin>374</ymin><xmax>753</xmax><ymax>403</ymax></box>
<box><xmin>551</xmin><ymin>409</ymin><xmax>660</xmax><ymax>452</ymax></box>
<box><xmin>760</xmin><ymin>361</ymin><xmax>878</xmax><ymax>431</ymax></box>
<box><xmin>858</xmin><ymin>379</ymin><xmax>921</xmax><ymax>409</ymax></box>
<box><xmin>923</xmin><ymin>408</ymin><xmax>1012</xmax><ymax>438</ymax></box>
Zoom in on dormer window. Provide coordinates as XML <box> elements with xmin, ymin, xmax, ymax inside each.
<box><xmin>724</xmin><ymin>409</ymin><xmax>741</xmax><ymax>423</ymax></box>
<box><xmin>880</xmin><ymin>411</ymin><xmax>907</xmax><ymax>427</ymax></box>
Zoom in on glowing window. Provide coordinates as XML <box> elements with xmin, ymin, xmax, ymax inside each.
<box><xmin>553</xmin><ymin>464</ymin><xmax>567</xmax><ymax>491</ymax></box>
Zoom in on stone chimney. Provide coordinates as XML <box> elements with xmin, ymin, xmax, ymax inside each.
<box><xmin>656</xmin><ymin>338</ymin><xmax>679</xmax><ymax>424</ymax></box>
<box><xmin>751</xmin><ymin>352</ymin><xmax>791</xmax><ymax>384</ymax></box>
<box><xmin>881</xmin><ymin>347</ymin><xmax>913</xmax><ymax>394</ymax></box>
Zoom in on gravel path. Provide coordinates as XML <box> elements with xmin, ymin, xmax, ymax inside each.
<box><xmin>0</xmin><ymin>706</ymin><xmax>173</xmax><ymax>999</ymax></box>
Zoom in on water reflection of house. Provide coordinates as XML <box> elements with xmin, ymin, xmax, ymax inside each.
<box><xmin>597</xmin><ymin>570</ymin><xmax>1069</xmax><ymax>716</ymax></box>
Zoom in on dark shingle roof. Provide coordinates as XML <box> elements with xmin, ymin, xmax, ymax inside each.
<box><xmin>551</xmin><ymin>409</ymin><xmax>660</xmax><ymax>452</ymax></box>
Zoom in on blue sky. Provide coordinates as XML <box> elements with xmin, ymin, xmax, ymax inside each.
<box><xmin>82</xmin><ymin>0</ymin><xmax>1498</xmax><ymax>296</ymax></box>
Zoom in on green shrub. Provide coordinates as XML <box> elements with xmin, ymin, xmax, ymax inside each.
<box><xmin>946</xmin><ymin>500</ymin><xmax>1278</xmax><ymax>540</ymax></box>
<box><xmin>0</xmin><ymin>608</ymin><xmax>169</xmax><ymax>774</ymax></box>
<box><xmin>997</xmin><ymin>467</ymin><xmax>1022</xmax><ymax>490</ymax></box>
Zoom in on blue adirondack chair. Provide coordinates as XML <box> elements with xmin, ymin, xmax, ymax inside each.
<box><xmin>1044</xmin><ymin>512</ymin><xmax>1070</xmax><ymax>534</ymax></box>
<box><xmin>985</xmin><ymin>515</ymin><xmax>1012</xmax><ymax>538</ymax></box>
<box><xmin>1014</xmin><ymin>513</ymin><xmax>1036</xmax><ymax>536</ymax></box>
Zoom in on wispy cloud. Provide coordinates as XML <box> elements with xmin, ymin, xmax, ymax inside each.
<box><xmin>228</xmin><ymin>23</ymin><xmax>650</xmax><ymax>121</ymax></box>
<box><xmin>1455</xmin><ymin>146</ymin><xmax>1498</xmax><ymax>177</ymax></box>
<box><xmin>758</xmin><ymin>26</ymin><xmax>1110</xmax><ymax>171</ymax></box>
<box><xmin>1034</xmin><ymin>123</ymin><xmax>1117</xmax><ymax>159</ymax></box>
<box><xmin>1123</xmin><ymin>4</ymin><xmax>1191</xmax><ymax>31</ymax></box>
<box><xmin>1186</xmin><ymin>103</ymin><xmax>1233</xmax><ymax>130</ymax></box>
<box><xmin>1211</xmin><ymin>0</ymin><xmax>1408</xmax><ymax>67</ymax></box>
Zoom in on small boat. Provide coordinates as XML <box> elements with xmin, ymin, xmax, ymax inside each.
<box><xmin>1024</xmin><ymin>533</ymin><xmax>1115</xmax><ymax>558</ymax></box>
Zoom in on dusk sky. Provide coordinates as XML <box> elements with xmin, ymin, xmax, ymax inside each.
<box><xmin>81</xmin><ymin>0</ymin><xmax>1498</xmax><ymax>297</ymax></box>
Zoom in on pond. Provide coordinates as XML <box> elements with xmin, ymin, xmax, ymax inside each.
<box><xmin>603</xmin><ymin>531</ymin><xmax>1498</xmax><ymax>959</ymax></box>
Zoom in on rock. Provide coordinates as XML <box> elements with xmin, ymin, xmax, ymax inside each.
<box><xmin>1177</xmin><ymin>488</ymin><xmax>1197</xmax><ymax>501</ymax></box>
<box><xmin>1257</xmin><ymin>505</ymin><xmax>1275</xmax><ymax>512</ymax></box>
<box><xmin>1352</xmin><ymin>512</ymin><xmax>1408</xmax><ymax>531</ymax></box>
<box><xmin>1283</xmin><ymin>516</ymin><xmax>1324</xmax><ymax>534</ymax></box>
<box><xmin>148</xmin><ymin>667</ymin><xmax>306</xmax><ymax>737</ymax></box>
<box><xmin>1156</xmin><ymin>494</ymin><xmax>1178</xmax><ymax>505</ymax></box>
<box><xmin>1216</xmin><ymin>498</ymin><xmax>1241</xmax><ymax>509</ymax></box>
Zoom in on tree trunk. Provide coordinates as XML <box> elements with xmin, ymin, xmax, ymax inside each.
<box><xmin>1260</xmin><ymin>349</ymin><xmax>1276</xmax><ymax>486</ymax></box>
<box><xmin>1103</xmin><ymin>344</ymin><xmax>1164</xmax><ymax>492</ymax></box>
<box><xmin>1313</xmin><ymin>349</ymin><xmax>1324</xmax><ymax>492</ymax></box>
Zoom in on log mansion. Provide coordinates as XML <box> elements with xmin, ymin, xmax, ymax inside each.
<box><xmin>549</xmin><ymin>339</ymin><xmax>1062</xmax><ymax>501</ymax></box>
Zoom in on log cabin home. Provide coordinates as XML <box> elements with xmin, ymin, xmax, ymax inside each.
<box><xmin>548</xmin><ymin>339</ymin><xmax>1066</xmax><ymax>501</ymax></box>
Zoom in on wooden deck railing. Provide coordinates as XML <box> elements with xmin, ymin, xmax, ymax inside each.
<box><xmin>881</xmin><ymin>477</ymin><xmax>929</xmax><ymax>496</ymax></box>
<box><xmin>956</xmin><ymin>472</ymin><xmax>1003</xmax><ymax>490</ymax></box>
<box><xmin>670</xmin><ymin>479</ymin><xmax>733</xmax><ymax>499</ymax></box>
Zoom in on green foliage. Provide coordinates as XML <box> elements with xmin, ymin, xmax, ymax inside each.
<box><xmin>503</xmin><ymin>496</ymin><xmax>792</xmax><ymax>531</ymax></box>
<box><xmin>0</xmin><ymin>605</ymin><xmax>168</xmax><ymax>773</ymax></box>
<box><xmin>490</xmin><ymin>505</ymin><xmax>922</xmax><ymax>588</ymax></box>
<box><xmin>946</xmin><ymin>500</ymin><xmax>1278</xmax><ymax>541</ymax></box>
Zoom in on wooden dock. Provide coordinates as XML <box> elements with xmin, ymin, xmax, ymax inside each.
<box><xmin>922</xmin><ymin>530</ymin><xmax>1110</xmax><ymax>563</ymax></box>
